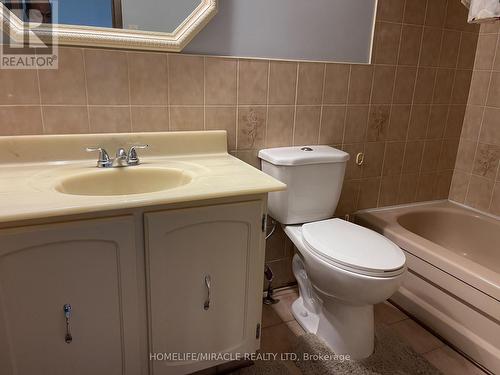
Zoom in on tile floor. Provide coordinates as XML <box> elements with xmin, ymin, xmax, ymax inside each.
<box><xmin>260</xmin><ymin>287</ymin><xmax>489</xmax><ymax>375</ymax></box>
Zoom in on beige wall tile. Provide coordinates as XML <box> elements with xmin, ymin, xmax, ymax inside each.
<box><xmin>205</xmin><ymin>107</ymin><xmax>236</xmax><ymax>149</ymax></box>
<box><xmin>362</xmin><ymin>142</ymin><xmax>385</xmax><ymax>178</ymax></box>
<box><xmin>465</xmin><ymin>175</ymin><xmax>494</xmax><ymax>211</ymax></box>
<box><xmin>404</xmin><ymin>0</ymin><xmax>427</xmax><ymax>25</ymax></box>
<box><xmin>170</xmin><ymin>106</ymin><xmax>204</xmax><ymax>131</ymax></box>
<box><xmin>88</xmin><ymin>106</ymin><xmax>131</xmax><ymax>133</ymax></box>
<box><xmin>449</xmin><ymin>170</ymin><xmax>470</xmax><ymax>203</ymax></box>
<box><xmin>398</xmin><ymin>25</ymin><xmax>423</xmax><ymax>66</ymax></box>
<box><xmin>128</xmin><ymin>52</ymin><xmax>168</xmax><ymax>105</ymax></box>
<box><xmin>293</xmin><ymin>106</ymin><xmax>321</xmax><ymax>145</ymax></box>
<box><xmin>367</xmin><ymin>105</ymin><xmax>390</xmax><ymax>141</ymax></box>
<box><xmin>43</xmin><ymin>106</ymin><xmax>89</xmax><ymax>134</ymax></box>
<box><xmin>468</xmin><ymin>70</ymin><xmax>491</xmax><ymax>106</ymax></box>
<box><xmin>455</xmin><ymin>139</ymin><xmax>477</xmax><ymax>172</ymax></box>
<box><xmin>414</xmin><ymin>68</ymin><xmax>437</xmax><ymax>104</ymax></box>
<box><xmin>205</xmin><ymin>58</ymin><xmax>237</xmax><ymax>105</ymax></box>
<box><xmin>421</xmin><ymin>140</ymin><xmax>443</xmax><ymax>172</ymax></box>
<box><xmin>269</xmin><ymin>61</ymin><xmax>297</xmax><ymax>105</ymax></box>
<box><xmin>266</xmin><ymin>106</ymin><xmax>294</xmax><ymax>147</ymax></box>
<box><xmin>398</xmin><ymin>173</ymin><xmax>419</xmax><ymax>203</ymax></box>
<box><xmin>0</xmin><ymin>106</ymin><xmax>43</xmax><ymax>135</ymax></box>
<box><xmin>348</xmin><ymin>65</ymin><xmax>374</xmax><ymax>104</ymax></box>
<box><xmin>403</xmin><ymin>141</ymin><xmax>424</xmax><ymax>173</ymax></box>
<box><xmin>344</xmin><ymin>106</ymin><xmax>369</xmax><ymax>143</ymax></box>
<box><xmin>487</xmin><ymin>72</ymin><xmax>500</xmax><ymax>108</ymax></box>
<box><xmin>323</xmin><ymin>64</ymin><xmax>350</xmax><ymax>104</ymax></box>
<box><xmin>296</xmin><ymin>63</ymin><xmax>324</xmax><ymax>105</ymax></box>
<box><xmin>457</xmin><ymin>32</ymin><xmax>479</xmax><ymax>69</ymax></box>
<box><xmin>425</xmin><ymin>0</ymin><xmax>447</xmax><ymax>27</ymax></box>
<box><xmin>408</xmin><ymin>104</ymin><xmax>430</xmax><ymax>140</ymax></box>
<box><xmin>320</xmin><ymin>106</ymin><xmax>346</xmax><ymax>144</ymax></box>
<box><xmin>480</xmin><ymin>107</ymin><xmax>500</xmax><ymax>145</ymax></box>
<box><xmin>419</xmin><ymin>28</ymin><xmax>443</xmax><ymax>67</ymax></box>
<box><xmin>371</xmin><ymin>66</ymin><xmax>396</xmax><ymax>104</ymax></box>
<box><xmin>373</xmin><ymin>22</ymin><xmax>402</xmax><ymax>65</ymax></box>
<box><xmin>379</xmin><ymin>175</ymin><xmax>401</xmax><ymax>206</ymax></box>
<box><xmin>474</xmin><ymin>33</ymin><xmax>498</xmax><ymax>70</ymax></box>
<box><xmin>168</xmin><ymin>55</ymin><xmax>204</xmax><ymax>105</ymax></box>
<box><xmin>439</xmin><ymin>139</ymin><xmax>460</xmax><ymax>170</ymax></box>
<box><xmin>387</xmin><ymin>105</ymin><xmax>411</xmax><ymax>141</ymax></box>
<box><xmin>445</xmin><ymin>105</ymin><xmax>466</xmax><ymax>139</ymax></box>
<box><xmin>433</xmin><ymin>68</ymin><xmax>455</xmax><ymax>104</ymax></box>
<box><xmin>376</xmin><ymin>0</ymin><xmax>405</xmax><ymax>22</ymax></box>
<box><xmin>393</xmin><ymin>67</ymin><xmax>417</xmax><ymax>104</ymax></box>
<box><xmin>85</xmin><ymin>49</ymin><xmax>129</xmax><ymax>105</ymax></box>
<box><xmin>490</xmin><ymin>183</ymin><xmax>500</xmax><ymax>216</ymax></box>
<box><xmin>238</xmin><ymin>106</ymin><xmax>266</xmax><ymax>149</ymax></box>
<box><xmin>238</xmin><ymin>59</ymin><xmax>269</xmax><ymax>105</ymax></box>
<box><xmin>343</xmin><ymin>143</ymin><xmax>364</xmax><ymax>180</ymax></box>
<box><xmin>435</xmin><ymin>170</ymin><xmax>453</xmax><ymax>199</ymax></box>
<box><xmin>336</xmin><ymin>180</ymin><xmax>360</xmax><ymax>217</ymax></box>
<box><xmin>383</xmin><ymin>141</ymin><xmax>405</xmax><ymax>176</ymax></box>
<box><xmin>451</xmin><ymin>70</ymin><xmax>473</xmax><ymax>105</ymax></box>
<box><xmin>0</xmin><ymin>69</ymin><xmax>39</xmax><ymax>105</ymax></box>
<box><xmin>39</xmin><ymin>48</ymin><xmax>86</xmax><ymax>105</ymax></box>
<box><xmin>472</xmin><ymin>143</ymin><xmax>500</xmax><ymax>179</ymax></box>
<box><xmin>416</xmin><ymin>172</ymin><xmax>438</xmax><ymax>201</ymax></box>
<box><xmin>357</xmin><ymin>178</ymin><xmax>381</xmax><ymax>210</ymax></box>
<box><xmin>461</xmin><ymin>105</ymin><xmax>483</xmax><ymax>141</ymax></box>
<box><xmin>427</xmin><ymin>105</ymin><xmax>448</xmax><ymax>139</ymax></box>
<box><xmin>439</xmin><ymin>30</ymin><xmax>461</xmax><ymax>68</ymax></box>
<box><xmin>130</xmin><ymin>106</ymin><xmax>169</xmax><ymax>132</ymax></box>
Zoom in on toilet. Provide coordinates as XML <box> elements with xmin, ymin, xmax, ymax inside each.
<box><xmin>258</xmin><ymin>145</ymin><xmax>406</xmax><ymax>359</ymax></box>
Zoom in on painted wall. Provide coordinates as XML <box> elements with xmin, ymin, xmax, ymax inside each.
<box><xmin>185</xmin><ymin>0</ymin><xmax>377</xmax><ymax>63</ymax></box>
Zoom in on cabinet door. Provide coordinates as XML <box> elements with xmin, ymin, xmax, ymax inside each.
<box><xmin>145</xmin><ymin>201</ymin><xmax>265</xmax><ymax>375</ymax></box>
<box><xmin>0</xmin><ymin>216</ymin><xmax>142</xmax><ymax>375</ymax></box>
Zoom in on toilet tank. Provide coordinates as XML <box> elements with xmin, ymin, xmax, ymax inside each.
<box><xmin>258</xmin><ymin>146</ymin><xmax>350</xmax><ymax>225</ymax></box>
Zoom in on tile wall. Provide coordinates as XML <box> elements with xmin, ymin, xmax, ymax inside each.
<box><xmin>0</xmin><ymin>0</ymin><xmax>480</xmax><ymax>287</ymax></box>
<box><xmin>450</xmin><ymin>22</ymin><xmax>500</xmax><ymax>216</ymax></box>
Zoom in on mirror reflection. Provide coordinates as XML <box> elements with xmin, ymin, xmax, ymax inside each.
<box><xmin>1</xmin><ymin>0</ymin><xmax>201</xmax><ymax>33</ymax></box>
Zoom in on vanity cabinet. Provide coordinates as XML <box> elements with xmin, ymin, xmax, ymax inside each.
<box><xmin>145</xmin><ymin>201</ymin><xmax>265</xmax><ymax>375</ymax></box>
<box><xmin>0</xmin><ymin>198</ymin><xmax>266</xmax><ymax>375</ymax></box>
<box><xmin>0</xmin><ymin>216</ymin><xmax>143</xmax><ymax>375</ymax></box>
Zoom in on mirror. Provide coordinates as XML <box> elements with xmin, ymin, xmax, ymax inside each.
<box><xmin>0</xmin><ymin>0</ymin><xmax>217</xmax><ymax>52</ymax></box>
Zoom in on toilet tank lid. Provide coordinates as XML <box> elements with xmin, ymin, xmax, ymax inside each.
<box><xmin>258</xmin><ymin>146</ymin><xmax>349</xmax><ymax>166</ymax></box>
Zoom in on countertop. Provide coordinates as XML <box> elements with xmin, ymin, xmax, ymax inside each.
<box><xmin>0</xmin><ymin>131</ymin><xmax>286</xmax><ymax>224</ymax></box>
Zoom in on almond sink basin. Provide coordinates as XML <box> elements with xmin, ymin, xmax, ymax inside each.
<box><xmin>55</xmin><ymin>167</ymin><xmax>192</xmax><ymax>196</ymax></box>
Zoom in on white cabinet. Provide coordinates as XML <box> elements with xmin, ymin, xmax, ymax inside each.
<box><xmin>145</xmin><ymin>201</ymin><xmax>265</xmax><ymax>375</ymax></box>
<box><xmin>0</xmin><ymin>216</ymin><xmax>142</xmax><ymax>375</ymax></box>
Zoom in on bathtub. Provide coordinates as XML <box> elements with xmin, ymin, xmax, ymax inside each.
<box><xmin>355</xmin><ymin>201</ymin><xmax>500</xmax><ymax>374</ymax></box>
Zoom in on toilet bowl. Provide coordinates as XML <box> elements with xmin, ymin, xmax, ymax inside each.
<box><xmin>286</xmin><ymin>221</ymin><xmax>406</xmax><ymax>359</ymax></box>
<box><xmin>258</xmin><ymin>145</ymin><xmax>407</xmax><ymax>359</ymax></box>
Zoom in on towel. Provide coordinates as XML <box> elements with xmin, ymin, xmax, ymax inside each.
<box><xmin>466</xmin><ymin>0</ymin><xmax>500</xmax><ymax>23</ymax></box>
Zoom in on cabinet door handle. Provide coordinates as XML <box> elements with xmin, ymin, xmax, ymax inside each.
<box><xmin>204</xmin><ymin>275</ymin><xmax>211</xmax><ymax>311</ymax></box>
<box><xmin>63</xmin><ymin>304</ymin><xmax>73</xmax><ymax>344</ymax></box>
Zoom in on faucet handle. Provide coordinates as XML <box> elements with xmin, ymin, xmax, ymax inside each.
<box><xmin>127</xmin><ymin>144</ymin><xmax>149</xmax><ymax>166</ymax></box>
<box><xmin>85</xmin><ymin>147</ymin><xmax>112</xmax><ymax>168</ymax></box>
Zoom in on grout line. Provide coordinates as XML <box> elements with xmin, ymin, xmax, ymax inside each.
<box><xmin>166</xmin><ymin>54</ymin><xmax>171</xmax><ymax>130</ymax></box>
<box><xmin>81</xmin><ymin>48</ymin><xmax>91</xmax><ymax>133</ymax></box>
<box><xmin>203</xmin><ymin>56</ymin><xmax>206</xmax><ymax>131</ymax></box>
<box><xmin>340</xmin><ymin>65</ymin><xmax>352</xmax><ymax>147</ymax></box>
<box><xmin>317</xmin><ymin>64</ymin><xmax>327</xmax><ymax>145</ymax></box>
<box><xmin>235</xmin><ymin>59</ymin><xmax>240</xmax><ymax>149</ymax></box>
<box><xmin>291</xmin><ymin>63</ymin><xmax>300</xmax><ymax>146</ymax></box>
<box><xmin>126</xmin><ymin>52</ymin><xmax>133</xmax><ymax>132</ymax></box>
<box><xmin>34</xmin><ymin>51</ymin><xmax>45</xmax><ymax>134</ymax></box>
<box><xmin>264</xmin><ymin>60</ymin><xmax>271</xmax><ymax>147</ymax></box>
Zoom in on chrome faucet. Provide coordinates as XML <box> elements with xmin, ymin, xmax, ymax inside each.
<box><xmin>86</xmin><ymin>145</ymin><xmax>149</xmax><ymax>168</ymax></box>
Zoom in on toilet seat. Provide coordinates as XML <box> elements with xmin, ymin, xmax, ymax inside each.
<box><xmin>302</xmin><ymin>219</ymin><xmax>406</xmax><ymax>278</ymax></box>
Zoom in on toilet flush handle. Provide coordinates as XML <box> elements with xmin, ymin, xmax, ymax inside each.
<box><xmin>204</xmin><ymin>275</ymin><xmax>211</xmax><ymax>310</ymax></box>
